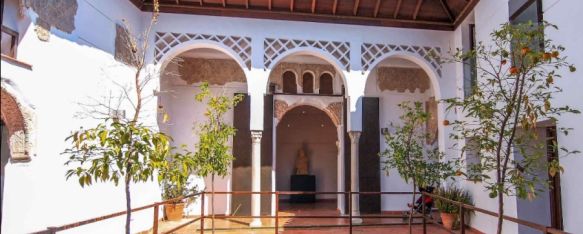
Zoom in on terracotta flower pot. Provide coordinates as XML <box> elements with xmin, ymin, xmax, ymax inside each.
<box><xmin>440</xmin><ymin>212</ymin><xmax>458</xmax><ymax>231</ymax></box>
<box><xmin>164</xmin><ymin>202</ymin><xmax>186</xmax><ymax>221</ymax></box>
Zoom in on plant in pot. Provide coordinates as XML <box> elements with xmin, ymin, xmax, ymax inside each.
<box><xmin>434</xmin><ymin>186</ymin><xmax>474</xmax><ymax>230</ymax></box>
<box><xmin>159</xmin><ymin>150</ymin><xmax>197</xmax><ymax>221</ymax></box>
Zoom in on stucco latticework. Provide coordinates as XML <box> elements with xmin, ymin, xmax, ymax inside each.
<box><xmin>376</xmin><ymin>67</ymin><xmax>430</xmax><ymax>93</ymax></box>
<box><xmin>27</xmin><ymin>0</ymin><xmax>78</xmax><ymax>40</ymax></box>
<box><xmin>154</xmin><ymin>32</ymin><xmax>252</xmax><ymax>69</ymax></box>
<box><xmin>361</xmin><ymin>43</ymin><xmax>442</xmax><ymax>76</ymax></box>
<box><xmin>176</xmin><ymin>58</ymin><xmax>246</xmax><ymax>85</ymax></box>
<box><xmin>269</xmin><ymin>63</ymin><xmax>335</xmax><ymax>90</ymax></box>
<box><xmin>0</xmin><ymin>88</ymin><xmax>35</xmax><ymax>162</ymax></box>
<box><xmin>264</xmin><ymin>38</ymin><xmax>350</xmax><ymax>71</ymax></box>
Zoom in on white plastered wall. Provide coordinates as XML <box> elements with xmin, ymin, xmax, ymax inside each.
<box><xmin>1</xmin><ymin>1</ymin><xmax>162</xmax><ymax>233</ymax></box>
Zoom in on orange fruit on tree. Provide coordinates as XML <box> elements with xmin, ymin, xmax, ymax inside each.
<box><xmin>552</xmin><ymin>51</ymin><xmax>560</xmax><ymax>58</ymax></box>
<box><xmin>510</xmin><ymin>66</ymin><xmax>520</xmax><ymax>75</ymax></box>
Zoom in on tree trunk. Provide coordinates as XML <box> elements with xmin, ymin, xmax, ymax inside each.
<box><xmin>497</xmin><ymin>191</ymin><xmax>504</xmax><ymax>234</ymax></box>
<box><xmin>408</xmin><ymin>181</ymin><xmax>416</xmax><ymax>234</ymax></box>
<box><xmin>211</xmin><ymin>174</ymin><xmax>215</xmax><ymax>234</ymax></box>
<box><xmin>125</xmin><ymin>174</ymin><xmax>132</xmax><ymax>234</ymax></box>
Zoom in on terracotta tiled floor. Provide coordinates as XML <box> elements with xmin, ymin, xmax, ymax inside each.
<box><xmin>149</xmin><ymin>201</ymin><xmax>480</xmax><ymax>234</ymax></box>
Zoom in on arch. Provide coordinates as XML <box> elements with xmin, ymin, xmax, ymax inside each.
<box><xmin>302</xmin><ymin>71</ymin><xmax>315</xmax><ymax>94</ymax></box>
<box><xmin>155</xmin><ymin>35</ymin><xmax>251</xmax><ymax>80</ymax></box>
<box><xmin>265</xmin><ymin>48</ymin><xmax>348</xmax><ymax>94</ymax></box>
<box><xmin>275</xmin><ymin>99</ymin><xmax>342</xmax><ymax>127</ymax></box>
<box><xmin>364</xmin><ymin>52</ymin><xmax>442</xmax><ymax>100</ymax></box>
<box><xmin>282</xmin><ymin>71</ymin><xmax>298</xmax><ymax>94</ymax></box>
<box><xmin>0</xmin><ymin>83</ymin><xmax>35</xmax><ymax>162</ymax></box>
<box><xmin>319</xmin><ymin>73</ymin><xmax>334</xmax><ymax>95</ymax></box>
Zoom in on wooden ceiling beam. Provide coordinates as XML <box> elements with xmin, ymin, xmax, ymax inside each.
<box><xmin>222</xmin><ymin>0</ymin><xmax>226</xmax><ymax>7</ymax></box>
<box><xmin>393</xmin><ymin>0</ymin><xmax>402</xmax><ymax>19</ymax></box>
<box><xmin>332</xmin><ymin>0</ymin><xmax>338</xmax><ymax>15</ymax></box>
<box><xmin>373</xmin><ymin>0</ymin><xmax>381</xmax><ymax>17</ymax></box>
<box><xmin>268</xmin><ymin>0</ymin><xmax>272</xmax><ymax>10</ymax></box>
<box><xmin>439</xmin><ymin>0</ymin><xmax>454</xmax><ymax>22</ymax></box>
<box><xmin>353</xmin><ymin>0</ymin><xmax>360</xmax><ymax>16</ymax></box>
<box><xmin>311</xmin><ymin>0</ymin><xmax>317</xmax><ymax>13</ymax></box>
<box><xmin>453</xmin><ymin>0</ymin><xmax>479</xmax><ymax>27</ymax></box>
<box><xmin>199</xmin><ymin>0</ymin><xmax>203</xmax><ymax>6</ymax></box>
<box><xmin>175</xmin><ymin>0</ymin><xmax>180</xmax><ymax>4</ymax></box>
<box><xmin>290</xmin><ymin>0</ymin><xmax>294</xmax><ymax>12</ymax></box>
<box><xmin>413</xmin><ymin>0</ymin><xmax>423</xmax><ymax>20</ymax></box>
<box><xmin>245</xmin><ymin>0</ymin><xmax>249</xmax><ymax>9</ymax></box>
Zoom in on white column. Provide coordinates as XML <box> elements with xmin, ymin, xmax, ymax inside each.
<box><xmin>250</xmin><ymin>130</ymin><xmax>263</xmax><ymax>227</ymax></box>
<box><xmin>348</xmin><ymin>131</ymin><xmax>362</xmax><ymax>224</ymax></box>
<box><xmin>336</xmin><ymin>126</ymin><xmax>345</xmax><ymax>214</ymax></box>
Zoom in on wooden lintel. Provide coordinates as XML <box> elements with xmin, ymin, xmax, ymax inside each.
<box><xmin>393</xmin><ymin>0</ymin><xmax>402</xmax><ymax>19</ymax></box>
<box><xmin>332</xmin><ymin>0</ymin><xmax>338</xmax><ymax>15</ymax></box>
<box><xmin>311</xmin><ymin>0</ymin><xmax>317</xmax><ymax>13</ymax></box>
<box><xmin>439</xmin><ymin>0</ymin><xmax>454</xmax><ymax>22</ymax></box>
<box><xmin>453</xmin><ymin>0</ymin><xmax>479</xmax><ymax>28</ymax></box>
<box><xmin>353</xmin><ymin>0</ymin><xmax>360</xmax><ymax>16</ymax></box>
<box><xmin>373</xmin><ymin>0</ymin><xmax>381</xmax><ymax>17</ymax></box>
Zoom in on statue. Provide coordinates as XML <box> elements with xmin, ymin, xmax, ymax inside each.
<box><xmin>294</xmin><ymin>147</ymin><xmax>309</xmax><ymax>175</ymax></box>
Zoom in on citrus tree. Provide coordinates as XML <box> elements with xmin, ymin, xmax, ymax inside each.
<box><xmin>444</xmin><ymin>21</ymin><xmax>579</xmax><ymax>234</ymax></box>
<box><xmin>381</xmin><ymin>101</ymin><xmax>457</xmax><ymax>234</ymax></box>
<box><xmin>193</xmin><ymin>82</ymin><xmax>243</xmax><ymax>233</ymax></box>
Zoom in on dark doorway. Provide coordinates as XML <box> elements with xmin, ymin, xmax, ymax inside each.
<box><xmin>546</xmin><ymin>126</ymin><xmax>563</xmax><ymax>230</ymax></box>
<box><xmin>283</xmin><ymin>71</ymin><xmax>297</xmax><ymax>94</ymax></box>
<box><xmin>319</xmin><ymin>73</ymin><xmax>333</xmax><ymax>95</ymax></box>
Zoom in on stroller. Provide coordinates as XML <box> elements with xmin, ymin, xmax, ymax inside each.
<box><xmin>403</xmin><ymin>186</ymin><xmax>435</xmax><ymax>221</ymax></box>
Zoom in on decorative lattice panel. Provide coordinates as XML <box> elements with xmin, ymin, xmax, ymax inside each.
<box><xmin>154</xmin><ymin>32</ymin><xmax>252</xmax><ymax>69</ymax></box>
<box><xmin>361</xmin><ymin>43</ymin><xmax>442</xmax><ymax>76</ymax></box>
<box><xmin>264</xmin><ymin>38</ymin><xmax>350</xmax><ymax>71</ymax></box>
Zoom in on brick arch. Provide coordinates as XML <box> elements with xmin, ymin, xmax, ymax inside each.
<box><xmin>1</xmin><ymin>87</ymin><xmax>34</xmax><ymax>162</ymax></box>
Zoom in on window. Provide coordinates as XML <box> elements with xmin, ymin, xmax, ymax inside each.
<box><xmin>1</xmin><ymin>0</ymin><xmax>20</xmax><ymax>58</ymax></box>
<box><xmin>282</xmin><ymin>71</ymin><xmax>297</xmax><ymax>94</ymax></box>
<box><xmin>319</xmin><ymin>73</ymin><xmax>333</xmax><ymax>95</ymax></box>
<box><xmin>509</xmin><ymin>0</ymin><xmax>542</xmax><ymax>24</ymax></box>
<box><xmin>463</xmin><ymin>24</ymin><xmax>477</xmax><ymax>98</ymax></box>
<box><xmin>302</xmin><ymin>72</ymin><xmax>314</xmax><ymax>94</ymax></box>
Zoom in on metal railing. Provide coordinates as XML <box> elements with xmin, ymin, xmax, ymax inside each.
<box><xmin>33</xmin><ymin>190</ymin><xmax>569</xmax><ymax>234</ymax></box>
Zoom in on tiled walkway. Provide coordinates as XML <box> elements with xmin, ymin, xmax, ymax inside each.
<box><xmin>149</xmin><ymin>201</ymin><xmax>481</xmax><ymax>234</ymax></box>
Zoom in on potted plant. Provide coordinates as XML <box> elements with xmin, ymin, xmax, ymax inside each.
<box><xmin>434</xmin><ymin>186</ymin><xmax>473</xmax><ymax>230</ymax></box>
<box><xmin>159</xmin><ymin>150</ymin><xmax>197</xmax><ymax>221</ymax></box>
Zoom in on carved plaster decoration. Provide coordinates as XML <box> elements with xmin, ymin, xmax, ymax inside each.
<box><xmin>176</xmin><ymin>58</ymin><xmax>246</xmax><ymax>85</ymax></box>
<box><xmin>325</xmin><ymin>102</ymin><xmax>343</xmax><ymax>126</ymax></box>
<box><xmin>425</xmin><ymin>97</ymin><xmax>438</xmax><ymax>144</ymax></box>
<box><xmin>274</xmin><ymin>100</ymin><xmax>289</xmax><ymax>121</ymax></box>
<box><xmin>251</xmin><ymin>130</ymin><xmax>263</xmax><ymax>143</ymax></box>
<box><xmin>361</xmin><ymin>43</ymin><xmax>442</xmax><ymax>76</ymax></box>
<box><xmin>376</xmin><ymin>67</ymin><xmax>430</xmax><ymax>93</ymax></box>
<box><xmin>154</xmin><ymin>32</ymin><xmax>252</xmax><ymax>69</ymax></box>
<box><xmin>264</xmin><ymin>38</ymin><xmax>350</xmax><ymax>71</ymax></box>
<box><xmin>28</xmin><ymin>0</ymin><xmax>78</xmax><ymax>41</ymax></box>
<box><xmin>1</xmin><ymin>87</ymin><xmax>36</xmax><ymax>162</ymax></box>
<box><xmin>269</xmin><ymin>63</ymin><xmax>335</xmax><ymax>91</ymax></box>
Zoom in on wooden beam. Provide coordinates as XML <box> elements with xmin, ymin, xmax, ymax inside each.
<box><xmin>268</xmin><ymin>0</ymin><xmax>272</xmax><ymax>10</ymax></box>
<box><xmin>353</xmin><ymin>0</ymin><xmax>360</xmax><ymax>16</ymax></box>
<box><xmin>222</xmin><ymin>0</ymin><xmax>226</xmax><ymax>7</ymax></box>
<box><xmin>311</xmin><ymin>0</ymin><xmax>317</xmax><ymax>13</ymax></box>
<box><xmin>439</xmin><ymin>0</ymin><xmax>454</xmax><ymax>22</ymax></box>
<box><xmin>199</xmin><ymin>0</ymin><xmax>203</xmax><ymax>6</ymax></box>
<box><xmin>290</xmin><ymin>0</ymin><xmax>294</xmax><ymax>12</ymax></box>
<box><xmin>332</xmin><ymin>0</ymin><xmax>338</xmax><ymax>15</ymax></box>
<box><xmin>246</xmin><ymin>0</ymin><xmax>249</xmax><ymax>9</ymax></box>
<box><xmin>373</xmin><ymin>0</ymin><xmax>382</xmax><ymax>17</ymax></box>
<box><xmin>148</xmin><ymin>3</ymin><xmax>456</xmax><ymax>30</ymax></box>
<box><xmin>175</xmin><ymin>0</ymin><xmax>180</xmax><ymax>4</ymax></box>
<box><xmin>413</xmin><ymin>0</ymin><xmax>423</xmax><ymax>20</ymax></box>
<box><xmin>453</xmin><ymin>0</ymin><xmax>479</xmax><ymax>28</ymax></box>
<box><xmin>393</xmin><ymin>0</ymin><xmax>402</xmax><ymax>19</ymax></box>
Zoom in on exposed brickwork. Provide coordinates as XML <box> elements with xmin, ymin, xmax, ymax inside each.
<box><xmin>28</xmin><ymin>0</ymin><xmax>78</xmax><ymax>40</ymax></box>
<box><xmin>176</xmin><ymin>58</ymin><xmax>246</xmax><ymax>85</ymax></box>
<box><xmin>0</xmin><ymin>88</ymin><xmax>33</xmax><ymax>161</ymax></box>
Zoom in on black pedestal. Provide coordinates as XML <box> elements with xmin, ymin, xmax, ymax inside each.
<box><xmin>290</xmin><ymin>175</ymin><xmax>316</xmax><ymax>203</ymax></box>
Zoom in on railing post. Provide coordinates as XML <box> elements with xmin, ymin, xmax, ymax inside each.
<box><xmin>422</xmin><ymin>193</ymin><xmax>427</xmax><ymax>234</ymax></box>
<box><xmin>348</xmin><ymin>191</ymin><xmax>353</xmax><ymax>234</ymax></box>
<box><xmin>153</xmin><ymin>204</ymin><xmax>159</xmax><ymax>234</ymax></box>
<box><xmin>460</xmin><ymin>203</ymin><xmax>465</xmax><ymax>234</ymax></box>
<box><xmin>275</xmin><ymin>192</ymin><xmax>279</xmax><ymax>234</ymax></box>
<box><xmin>200</xmin><ymin>192</ymin><xmax>205</xmax><ymax>234</ymax></box>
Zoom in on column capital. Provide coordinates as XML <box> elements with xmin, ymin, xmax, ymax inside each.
<box><xmin>251</xmin><ymin>130</ymin><xmax>263</xmax><ymax>143</ymax></box>
<box><xmin>348</xmin><ymin>131</ymin><xmax>361</xmax><ymax>143</ymax></box>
